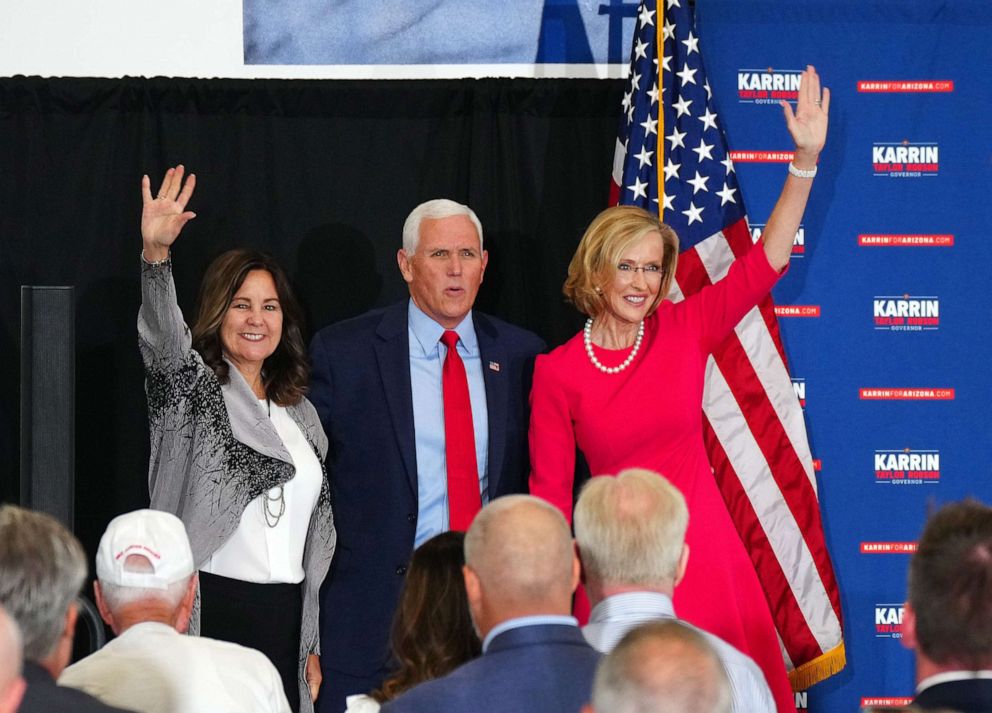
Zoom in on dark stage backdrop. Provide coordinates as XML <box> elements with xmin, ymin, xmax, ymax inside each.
<box><xmin>0</xmin><ymin>76</ymin><xmax>623</xmax><ymax>556</ymax></box>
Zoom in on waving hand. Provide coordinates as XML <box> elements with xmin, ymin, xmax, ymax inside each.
<box><xmin>141</xmin><ymin>165</ymin><xmax>196</xmax><ymax>261</ymax></box>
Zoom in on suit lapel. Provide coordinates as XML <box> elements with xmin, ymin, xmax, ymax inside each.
<box><xmin>374</xmin><ymin>303</ymin><xmax>418</xmax><ymax>499</ymax></box>
<box><xmin>476</xmin><ymin>313</ymin><xmax>508</xmax><ymax>498</ymax></box>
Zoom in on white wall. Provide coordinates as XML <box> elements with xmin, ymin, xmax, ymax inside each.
<box><xmin>0</xmin><ymin>0</ymin><xmax>622</xmax><ymax>79</ymax></box>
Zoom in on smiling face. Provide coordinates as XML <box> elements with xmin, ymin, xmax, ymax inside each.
<box><xmin>398</xmin><ymin>214</ymin><xmax>489</xmax><ymax>329</ymax></box>
<box><xmin>600</xmin><ymin>231</ymin><xmax>667</xmax><ymax>327</ymax></box>
<box><xmin>219</xmin><ymin>269</ymin><xmax>283</xmax><ymax>376</ymax></box>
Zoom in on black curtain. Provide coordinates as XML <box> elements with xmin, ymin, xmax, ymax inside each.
<box><xmin>0</xmin><ymin>76</ymin><xmax>622</xmax><ymax>555</ymax></box>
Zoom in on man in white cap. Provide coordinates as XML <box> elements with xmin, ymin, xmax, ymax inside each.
<box><xmin>59</xmin><ymin>509</ymin><xmax>291</xmax><ymax>713</ymax></box>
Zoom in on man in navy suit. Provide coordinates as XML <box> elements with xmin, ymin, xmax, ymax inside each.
<box><xmin>309</xmin><ymin>199</ymin><xmax>545</xmax><ymax>712</ymax></box>
<box><xmin>381</xmin><ymin>495</ymin><xmax>601</xmax><ymax>713</ymax></box>
<box><xmin>901</xmin><ymin>499</ymin><xmax>992</xmax><ymax>713</ymax></box>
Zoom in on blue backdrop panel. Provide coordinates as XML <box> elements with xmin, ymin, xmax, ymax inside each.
<box><xmin>695</xmin><ymin>1</ymin><xmax>992</xmax><ymax>710</ymax></box>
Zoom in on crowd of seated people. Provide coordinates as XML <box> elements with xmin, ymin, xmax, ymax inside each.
<box><xmin>3</xmin><ymin>482</ymin><xmax>986</xmax><ymax>713</ymax></box>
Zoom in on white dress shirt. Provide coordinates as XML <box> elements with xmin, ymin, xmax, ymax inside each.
<box><xmin>583</xmin><ymin>591</ymin><xmax>775</xmax><ymax>713</ymax></box>
<box><xmin>202</xmin><ymin>400</ymin><xmax>323</xmax><ymax>583</ymax></box>
<box><xmin>59</xmin><ymin>621</ymin><xmax>291</xmax><ymax>713</ymax></box>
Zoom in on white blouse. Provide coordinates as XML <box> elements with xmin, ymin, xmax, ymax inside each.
<box><xmin>202</xmin><ymin>401</ymin><xmax>323</xmax><ymax>583</ymax></box>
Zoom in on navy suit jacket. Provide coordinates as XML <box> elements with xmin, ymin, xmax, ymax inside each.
<box><xmin>309</xmin><ymin>301</ymin><xmax>544</xmax><ymax>684</ymax></box>
<box><xmin>380</xmin><ymin>624</ymin><xmax>601</xmax><ymax>713</ymax></box>
<box><xmin>914</xmin><ymin>676</ymin><xmax>992</xmax><ymax>712</ymax></box>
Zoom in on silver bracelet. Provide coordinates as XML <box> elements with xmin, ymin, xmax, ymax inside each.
<box><xmin>788</xmin><ymin>162</ymin><xmax>817</xmax><ymax>179</ymax></box>
<box><xmin>140</xmin><ymin>249</ymin><xmax>171</xmax><ymax>267</ymax></box>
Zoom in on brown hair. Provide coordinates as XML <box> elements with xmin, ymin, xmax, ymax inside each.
<box><xmin>372</xmin><ymin>531</ymin><xmax>481</xmax><ymax>702</ymax></box>
<box><xmin>563</xmin><ymin>206</ymin><xmax>679</xmax><ymax>318</ymax></box>
<box><xmin>908</xmin><ymin>499</ymin><xmax>992</xmax><ymax>668</ymax></box>
<box><xmin>191</xmin><ymin>249</ymin><xmax>308</xmax><ymax>406</ymax></box>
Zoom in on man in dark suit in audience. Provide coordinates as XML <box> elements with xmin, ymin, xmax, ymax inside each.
<box><xmin>902</xmin><ymin>499</ymin><xmax>992</xmax><ymax>712</ymax></box>
<box><xmin>381</xmin><ymin>495</ymin><xmax>601</xmax><ymax>713</ymax></box>
<box><xmin>0</xmin><ymin>505</ymin><xmax>133</xmax><ymax>713</ymax></box>
<box><xmin>309</xmin><ymin>199</ymin><xmax>544</xmax><ymax>712</ymax></box>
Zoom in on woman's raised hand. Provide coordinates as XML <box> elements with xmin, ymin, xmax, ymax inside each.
<box><xmin>781</xmin><ymin>65</ymin><xmax>829</xmax><ymax>168</ymax></box>
<box><xmin>141</xmin><ymin>165</ymin><xmax>197</xmax><ymax>261</ymax></box>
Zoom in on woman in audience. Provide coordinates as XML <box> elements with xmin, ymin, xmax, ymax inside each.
<box><xmin>138</xmin><ymin>165</ymin><xmax>335</xmax><ymax>712</ymax></box>
<box><xmin>345</xmin><ymin>531</ymin><xmax>480</xmax><ymax>713</ymax></box>
<box><xmin>528</xmin><ymin>67</ymin><xmax>829</xmax><ymax>712</ymax></box>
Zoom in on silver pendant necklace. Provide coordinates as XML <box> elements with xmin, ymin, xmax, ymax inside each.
<box><xmin>262</xmin><ymin>398</ymin><xmax>286</xmax><ymax>528</ymax></box>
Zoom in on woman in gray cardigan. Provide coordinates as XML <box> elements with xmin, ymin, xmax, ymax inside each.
<box><xmin>138</xmin><ymin>165</ymin><xmax>335</xmax><ymax>712</ymax></box>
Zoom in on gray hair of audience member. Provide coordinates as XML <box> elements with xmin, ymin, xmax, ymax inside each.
<box><xmin>908</xmin><ymin>498</ymin><xmax>992</xmax><ymax>668</ymax></box>
<box><xmin>590</xmin><ymin>620</ymin><xmax>732</xmax><ymax>713</ymax></box>
<box><xmin>574</xmin><ymin>469</ymin><xmax>688</xmax><ymax>588</ymax></box>
<box><xmin>0</xmin><ymin>505</ymin><xmax>87</xmax><ymax>661</ymax></box>
<box><xmin>401</xmin><ymin>199</ymin><xmax>485</xmax><ymax>255</ymax></box>
<box><xmin>98</xmin><ymin>554</ymin><xmax>192</xmax><ymax>613</ymax></box>
<box><xmin>0</xmin><ymin>605</ymin><xmax>23</xmax><ymax>686</ymax></box>
<box><xmin>464</xmin><ymin>495</ymin><xmax>574</xmax><ymax>606</ymax></box>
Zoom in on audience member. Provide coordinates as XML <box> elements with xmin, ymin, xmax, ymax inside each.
<box><xmin>345</xmin><ymin>532</ymin><xmax>480</xmax><ymax>713</ymax></box>
<box><xmin>380</xmin><ymin>495</ymin><xmax>600</xmax><ymax>713</ymax></box>
<box><xmin>0</xmin><ymin>505</ymin><xmax>132</xmax><ymax>713</ymax></box>
<box><xmin>0</xmin><ymin>605</ymin><xmax>26</xmax><ymax>713</ymax></box>
<box><xmin>59</xmin><ymin>509</ymin><xmax>291</xmax><ymax>713</ymax></box>
<box><xmin>574</xmin><ymin>468</ymin><xmax>774</xmax><ymax>712</ymax></box>
<box><xmin>902</xmin><ymin>499</ymin><xmax>992</xmax><ymax>712</ymax></box>
<box><xmin>584</xmin><ymin>620</ymin><xmax>732</xmax><ymax>713</ymax></box>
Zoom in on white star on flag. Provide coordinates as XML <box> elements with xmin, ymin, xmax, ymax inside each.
<box><xmin>692</xmin><ymin>138</ymin><xmax>714</xmax><ymax>161</ymax></box>
<box><xmin>627</xmin><ymin>177</ymin><xmax>649</xmax><ymax>200</ymax></box>
<box><xmin>716</xmin><ymin>182</ymin><xmax>737</xmax><ymax>205</ymax></box>
<box><xmin>687</xmin><ymin>170</ymin><xmax>709</xmax><ymax>194</ymax></box>
<box><xmin>681</xmin><ymin>201</ymin><xmax>704</xmax><ymax>224</ymax></box>
<box><xmin>634</xmin><ymin>146</ymin><xmax>653</xmax><ymax>168</ymax></box>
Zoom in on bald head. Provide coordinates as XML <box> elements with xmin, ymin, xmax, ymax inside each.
<box><xmin>589</xmin><ymin>620</ymin><xmax>731</xmax><ymax>713</ymax></box>
<box><xmin>463</xmin><ymin>496</ymin><xmax>578</xmax><ymax>631</ymax></box>
<box><xmin>0</xmin><ymin>606</ymin><xmax>26</xmax><ymax>713</ymax></box>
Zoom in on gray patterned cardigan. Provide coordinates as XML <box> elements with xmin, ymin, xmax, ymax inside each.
<box><xmin>138</xmin><ymin>258</ymin><xmax>336</xmax><ymax>713</ymax></box>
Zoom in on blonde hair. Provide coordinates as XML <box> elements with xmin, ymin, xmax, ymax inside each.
<box><xmin>563</xmin><ymin>206</ymin><xmax>679</xmax><ymax>318</ymax></box>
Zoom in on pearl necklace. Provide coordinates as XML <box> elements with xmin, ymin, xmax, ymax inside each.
<box><xmin>584</xmin><ymin>318</ymin><xmax>645</xmax><ymax>374</ymax></box>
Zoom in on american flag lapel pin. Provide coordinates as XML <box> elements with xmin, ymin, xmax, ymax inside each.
<box><xmin>488</xmin><ymin>361</ymin><xmax>500</xmax><ymax>372</ymax></box>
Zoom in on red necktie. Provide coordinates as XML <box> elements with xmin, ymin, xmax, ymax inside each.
<box><xmin>440</xmin><ymin>330</ymin><xmax>481</xmax><ymax>531</ymax></box>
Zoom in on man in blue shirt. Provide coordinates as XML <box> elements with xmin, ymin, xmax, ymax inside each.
<box><xmin>309</xmin><ymin>199</ymin><xmax>544</xmax><ymax>712</ymax></box>
<box><xmin>381</xmin><ymin>495</ymin><xmax>601</xmax><ymax>713</ymax></box>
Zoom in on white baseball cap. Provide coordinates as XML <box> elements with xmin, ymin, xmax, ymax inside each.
<box><xmin>96</xmin><ymin>509</ymin><xmax>195</xmax><ymax>590</ymax></box>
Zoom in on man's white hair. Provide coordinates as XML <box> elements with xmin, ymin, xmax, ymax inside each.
<box><xmin>401</xmin><ymin>199</ymin><xmax>484</xmax><ymax>254</ymax></box>
<box><xmin>574</xmin><ymin>469</ymin><xmax>688</xmax><ymax>589</ymax></box>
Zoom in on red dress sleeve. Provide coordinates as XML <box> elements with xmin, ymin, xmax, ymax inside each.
<box><xmin>673</xmin><ymin>241</ymin><xmax>784</xmax><ymax>354</ymax></box>
<box><xmin>527</xmin><ymin>352</ymin><xmax>578</xmax><ymax>524</ymax></box>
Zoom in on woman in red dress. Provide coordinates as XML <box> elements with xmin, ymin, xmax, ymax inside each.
<box><xmin>529</xmin><ymin>66</ymin><xmax>829</xmax><ymax>712</ymax></box>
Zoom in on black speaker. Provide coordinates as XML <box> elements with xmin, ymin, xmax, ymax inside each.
<box><xmin>20</xmin><ymin>285</ymin><xmax>75</xmax><ymax>528</ymax></box>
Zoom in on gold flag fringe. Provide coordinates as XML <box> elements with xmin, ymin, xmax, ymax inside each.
<box><xmin>789</xmin><ymin>641</ymin><xmax>847</xmax><ymax>691</ymax></box>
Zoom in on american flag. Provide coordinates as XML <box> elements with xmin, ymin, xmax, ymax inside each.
<box><xmin>611</xmin><ymin>0</ymin><xmax>845</xmax><ymax>689</ymax></box>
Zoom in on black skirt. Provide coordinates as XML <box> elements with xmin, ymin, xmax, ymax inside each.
<box><xmin>198</xmin><ymin>570</ymin><xmax>303</xmax><ymax>711</ymax></box>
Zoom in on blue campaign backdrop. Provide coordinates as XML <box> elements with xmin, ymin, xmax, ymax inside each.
<box><xmin>694</xmin><ymin>1</ymin><xmax>992</xmax><ymax>709</ymax></box>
